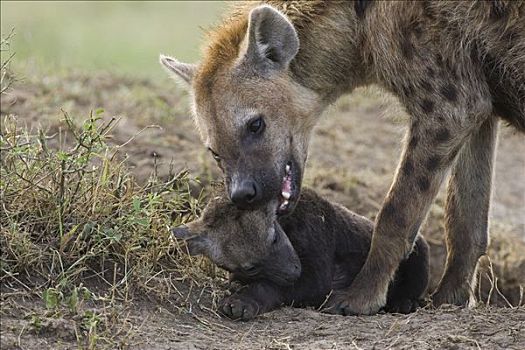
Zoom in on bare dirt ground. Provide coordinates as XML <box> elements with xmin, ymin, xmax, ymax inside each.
<box><xmin>2</xmin><ymin>296</ymin><xmax>523</xmax><ymax>350</ymax></box>
<box><xmin>1</xmin><ymin>71</ymin><xmax>524</xmax><ymax>349</ymax></box>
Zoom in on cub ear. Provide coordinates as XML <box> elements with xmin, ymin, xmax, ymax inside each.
<box><xmin>171</xmin><ymin>225</ymin><xmax>211</xmax><ymax>257</ymax></box>
<box><xmin>159</xmin><ymin>54</ymin><xmax>197</xmax><ymax>85</ymax></box>
<box><xmin>241</xmin><ymin>5</ymin><xmax>299</xmax><ymax>72</ymax></box>
<box><xmin>171</xmin><ymin>225</ymin><xmax>192</xmax><ymax>239</ymax></box>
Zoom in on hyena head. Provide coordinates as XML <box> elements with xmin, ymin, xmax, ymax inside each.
<box><xmin>160</xmin><ymin>5</ymin><xmax>324</xmax><ymax>215</ymax></box>
<box><xmin>172</xmin><ymin>195</ymin><xmax>301</xmax><ymax>286</ymax></box>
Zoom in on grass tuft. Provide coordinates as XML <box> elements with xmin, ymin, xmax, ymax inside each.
<box><xmin>0</xmin><ymin>110</ymin><xmax>220</xmax><ymax>302</ymax></box>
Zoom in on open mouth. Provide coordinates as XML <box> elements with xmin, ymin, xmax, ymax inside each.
<box><xmin>278</xmin><ymin>161</ymin><xmax>294</xmax><ymax>214</ymax></box>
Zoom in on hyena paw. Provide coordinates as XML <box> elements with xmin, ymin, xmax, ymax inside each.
<box><xmin>432</xmin><ymin>283</ymin><xmax>470</xmax><ymax>307</ymax></box>
<box><xmin>384</xmin><ymin>298</ymin><xmax>421</xmax><ymax>314</ymax></box>
<box><xmin>322</xmin><ymin>289</ymin><xmax>385</xmax><ymax>316</ymax></box>
<box><xmin>220</xmin><ymin>295</ymin><xmax>260</xmax><ymax>321</ymax></box>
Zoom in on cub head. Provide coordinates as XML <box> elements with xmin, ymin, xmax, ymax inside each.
<box><xmin>172</xmin><ymin>195</ymin><xmax>301</xmax><ymax>286</ymax></box>
<box><xmin>160</xmin><ymin>5</ymin><xmax>324</xmax><ymax>215</ymax></box>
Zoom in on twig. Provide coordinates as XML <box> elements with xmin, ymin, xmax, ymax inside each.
<box><xmin>113</xmin><ymin>125</ymin><xmax>162</xmax><ymax>152</ymax></box>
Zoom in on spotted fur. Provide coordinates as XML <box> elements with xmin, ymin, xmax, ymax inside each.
<box><xmin>160</xmin><ymin>0</ymin><xmax>524</xmax><ymax>315</ymax></box>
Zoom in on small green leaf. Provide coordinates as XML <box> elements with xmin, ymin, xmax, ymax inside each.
<box><xmin>30</xmin><ymin>315</ymin><xmax>42</xmax><ymax>331</ymax></box>
<box><xmin>56</xmin><ymin>151</ymin><xmax>69</xmax><ymax>161</ymax></box>
<box><xmin>67</xmin><ymin>288</ymin><xmax>79</xmax><ymax>313</ymax></box>
<box><xmin>112</xmin><ymin>232</ymin><xmax>122</xmax><ymax>242</ymax></box>
<box><xmin>136</xmin><ymin>218</ymin><xmax>149</xmax><ymax>226</ymax></box>
<box><xmin>81</xmin><ymin>287</ymin><xmax>92</xmax><ymax>301</ymax></box>
<box><xmin>43</xmin><ymin>288</ymin><xmax>60</xmax><ymax>309</ymax></box>
<box><xmin>133</xmin><ymin>197</ymin><xmax>141</xmax><ymax>212</ymax></box>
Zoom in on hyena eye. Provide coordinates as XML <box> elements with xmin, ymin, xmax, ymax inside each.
<box><xmin>212</xmin><ymin>153</ymin><xmax>221</xmax><ymax>162</ymax></box>
<box><xmin>208</xmin><ymin>148</ymin><xmax>221</xmax><ymax>162</ymax></box>
<box><xmin>247</xmin><ymin>116</ymin><xmax>265</xmax><ymax>134</ymax></box>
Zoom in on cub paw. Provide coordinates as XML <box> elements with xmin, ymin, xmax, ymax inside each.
<box><xmin>220</xmin><ymin>295</ymin><xmax>260</xmax><ymax>321</ymax></box>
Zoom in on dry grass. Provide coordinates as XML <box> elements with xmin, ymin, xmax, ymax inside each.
<box><xmin>0</xmin><ymin>110</ymin><xmax>228</xmax><ymax>348</ymax></box>
<box><xmin>1</xmin><ymin>33</ymin><xmax>226</xmax><ymax>348</ymax></box>
<box><xmin>1</xmin><ymin>111</ymin><xmax>189</xmax><ymax>291</ymax></box>
<box><xmin>1</xmin><ymin>28</ymin><xmax>16</xmax><ymax>95</ymax></box>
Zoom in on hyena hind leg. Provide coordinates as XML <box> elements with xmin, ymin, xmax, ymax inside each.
<box><xmin>432</xmin><ymin>118</ymin><xmax>499</xmax><ymax>307</ymax></box>
<box><xmin>385</xmin><ymin>235</ymin><xmax>430</xmax><ymax>314</ymax></box>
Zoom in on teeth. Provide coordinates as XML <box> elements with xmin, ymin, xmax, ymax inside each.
<box><xmin>280</xmin><ymin>200</ymin><xmax>289</xmax><ymax>210</ymax></box>
<box><xmin>285</xmin><ymin>164</ymin><xmax>291</xmax><ymax>174</ymax></box>
<box><xmin>281</xmin><ymin>191</ymin><xmax>291</xmax><ymax>199</ymax></box>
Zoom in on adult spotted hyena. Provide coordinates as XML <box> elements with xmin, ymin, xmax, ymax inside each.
<box><xmin>160</xmin><ymin>1</ymin><xmax>525</xmax><ymax>314</ymax></box>
<box><xmin>173</xmin><ymin>188</ymin><xmax>429</xmax><ymax>320</ymax></box>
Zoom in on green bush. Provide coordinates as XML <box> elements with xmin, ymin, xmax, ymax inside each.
<box><xmin>0</xmin><ymin>110</ymin><xmax>211</xmax><ymax>300</ymax></box>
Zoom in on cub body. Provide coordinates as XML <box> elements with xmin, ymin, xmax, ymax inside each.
<box><xmin>174</xmin><ymin>188</ymin><xmax>429</xmax><ymax>320</ymax></box>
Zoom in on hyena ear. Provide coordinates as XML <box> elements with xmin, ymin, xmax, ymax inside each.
<box><xmin>159</xmin><ymin>54</ymin><xmax>197</xmax><ymax>85</ymax></box>
<box><xmin>242</xmin><ymin>5</ymin><xmax>299</xmax><ymax>72</ymax></box>
<box><xmin>171</xmin><ymin>225</ymin><xmax>212</xmax><ymax>256</ymax></box>
<box><xmin>355</xmin><ymin>0</ymin><xmax>372</xmax><ymax>19</ymax></box>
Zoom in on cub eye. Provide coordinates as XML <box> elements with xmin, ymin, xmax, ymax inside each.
<box><xmin>242</xmin><ymin>263</ymin><xmax>258</xmax><ymax>275</ymax></box>
<box><xmin>247</xmin><ymin>116</ymin><xmax>265</xmax><ymax>134</ymax></box>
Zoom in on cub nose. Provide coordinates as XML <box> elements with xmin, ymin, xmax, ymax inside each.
<box><xmin>230</xmin><ymin>179</ymin><xmax>261</xmax><ymax>208</ymax></box>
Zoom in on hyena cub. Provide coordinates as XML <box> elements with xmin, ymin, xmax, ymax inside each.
<box><xmin>173</xmin><ymin>188</ymin><xmax>429</xmax><ymax>320</ymax></box>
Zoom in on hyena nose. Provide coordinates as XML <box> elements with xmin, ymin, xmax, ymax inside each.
<box><xmin>230</xmin><ymin>179</ymin><xmax>261</xmax><ymax>208</ymax></box>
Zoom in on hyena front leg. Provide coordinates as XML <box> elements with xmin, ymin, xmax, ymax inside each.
<box><xmin>433</xmin><ymin>118</ymin><xmax>498</xmax><ymax>306</ymax></box>
<box><xmin>325</xmin><ymin>113</ymin><xmax>482</xmax><ymax>315</ymax></box>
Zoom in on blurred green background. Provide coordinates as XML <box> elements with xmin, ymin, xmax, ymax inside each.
<box><xmin>1</xmin><ymin>1</ymin><xmax>227</xmax><ymax>78</ymax></box>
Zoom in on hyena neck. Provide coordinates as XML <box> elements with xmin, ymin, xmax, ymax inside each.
<box><xmin>286</xmin><ymin>6</ymin><xmax>373</xmax><ymax>103</ymax></box>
